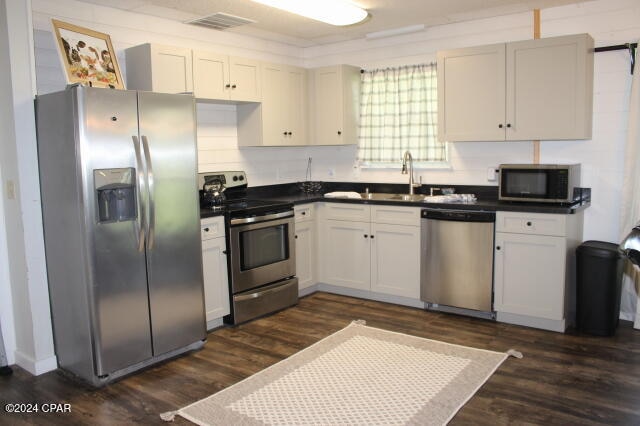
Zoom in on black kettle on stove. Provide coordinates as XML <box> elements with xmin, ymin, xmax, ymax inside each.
<box><xmin>201</xmin><ymin>178</ymin><xmax>226</xmax><ymax>208</ymax></box>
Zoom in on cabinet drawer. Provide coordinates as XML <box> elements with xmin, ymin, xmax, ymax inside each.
<box><xmin>294</xmin><ymin>204</ymin><xmax>314</xmax><ymax>222</ymax></box>
<box><xmin>371</xmin><ymin>205</ymin><xmax>421</xmax><ymax>227</ymax></box>
<box><xmin>201</xmin><ymin>216</ymin><xmax>225</xmax><ymax>240</ymax></box>
<box><xmin>322</xmin><ymin>203</ymin><xmax>370</xmax><ymax>222</ymax></box>
<box><xmin>496</xmin><ymin>211</ymin><xmax>566</xmax><ymax>237</ymax></box>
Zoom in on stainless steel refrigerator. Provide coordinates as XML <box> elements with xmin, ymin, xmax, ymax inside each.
<box><xmin>36</xmin><ymin>85</ymin><xmax>206</xmax><ymax>385</ymax></box>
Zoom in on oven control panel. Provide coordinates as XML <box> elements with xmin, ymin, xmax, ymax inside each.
<box><xmin>198</xmin><ymin>171</ymin><xmax>246</xmax><ymax>190</ymax></box>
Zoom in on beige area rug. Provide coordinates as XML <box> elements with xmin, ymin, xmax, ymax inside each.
<box><xmin>161</xmin><ymin>320</ymin><xmax>522</xmax><ymax>426</ymax></box>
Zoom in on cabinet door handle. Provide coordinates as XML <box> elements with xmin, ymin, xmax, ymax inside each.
<box><xmin>222</xmin><ymin>250</ymin><xmax>228</xmax><ymax>255</ymax></box>
<box><xmin>506</xmin><ymin>123</ymin><xmax>512</xmax><ymax>128</ymax></box>
<box><xmin>337</xmin><ymin>131</ymin><xmax>342</xmax><ymax>135</ymax></box>
<box><xmin>498</xmin><ymin>124</ymin><xmax>503</xmax><ymax>129</ymax></box>
<box><xmin>283</xmin><ymin>131</ymin><xmax>288</xmax><ymax>135</ymax></box>
<box><xmin>301</xmin><ymin>212</ymin><xmax>306</xmax><ymax>215</ymax></box>
<box><xmin>496</xmin><ymin>246</ymin><xmax>501</xmax><ymax>250</ymax></box>
<box><xmin>225</xmin><ymin>84</ymin><xmax>231</xmax><ymax>88</ymax></box>
<box><xmin>370</xmin><ymin>235</ymin><xmax>375</xmax><ymax>239</ymax></box>
<box><xmin>231</xmin><ymin>84</ymin><xmax>237</xmax><ymax>89</ymax></box>
<box><xmin>288</xmin><ymin>132</ymin><xmax>292</xmax><ymax>136</ymax></box>
<box><xmin>526</xmin><ymin>221</ymin><xmax>532</xmax><ymax>226</ymax></box>
<box><xmin>295</xmin><ymin>235</ymin><xmax>298</xmax><ymax>239</ymax></box>
<box><xmin>364</xmin><ymin>234</ymin><xmax>368</xmax><ymax>238</ymax></box>
<box><xmin>203</xmin><ymin>227</ymin><xmax>210</xmax><ymax>232</ymax></box>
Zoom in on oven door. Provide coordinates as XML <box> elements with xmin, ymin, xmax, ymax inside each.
<box><xmin>229</xmin><ymin>212</ymin><xmax>296</xmax><ymax>294</ymax></box>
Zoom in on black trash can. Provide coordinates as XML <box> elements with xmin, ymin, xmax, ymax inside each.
<box><xmin>576</xmin><ymin>241</ymin><xmax>623</xmax><ymax>336</ymax></box>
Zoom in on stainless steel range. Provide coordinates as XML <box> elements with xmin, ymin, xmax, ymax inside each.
<box><xmin>199</xmin><ymin>171</ymin><xmax>298</xmax><ymax>324</ymax></box>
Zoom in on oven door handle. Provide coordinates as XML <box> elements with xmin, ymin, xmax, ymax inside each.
<box><xmin>230</xmin><ymin>210</ymin><xmax>294</xmax><ymax>226</ymax></box>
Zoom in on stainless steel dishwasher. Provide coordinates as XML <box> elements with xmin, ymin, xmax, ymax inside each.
<box><xmin>420</xmin><ymin>209</ymin><xmax>496</xmax><ymax>312</ymax></box>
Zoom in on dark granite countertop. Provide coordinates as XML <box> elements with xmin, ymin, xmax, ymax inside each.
<box><xmin>255</xmin><ymin>193</ymin><xmax>589</xmax><ymax>214</ymax></box>
<box><xmin>246</xmin><ymin>182</ymin><xmax>590</xmax><ymax>215</ymax></box>
<box><xmin>199</xmin><ymin>181</ymin><xmax>590</xmax><ymax>218</ymax></box>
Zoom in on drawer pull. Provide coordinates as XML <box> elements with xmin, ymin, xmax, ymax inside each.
<box><xmin>526</xmin><ymin>222</ymin><xmax>532</xmax><ymax>226</ymax></box>
<box><xmin>496</xmin><ymin>246</ymin><xmax>501</xmax><ymax>250</ymax></box>
<box><xmin>203</xmin><ymin>227</ymin><xmax>210</xmax><ymax>232</ymax></box>
<box><xmin>301</xmin><ymin>211</ymin><xmax>306</xmax><ymax>215</ymax></box>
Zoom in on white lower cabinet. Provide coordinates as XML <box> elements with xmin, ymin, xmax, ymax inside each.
<box><xmin>318</xmin><ymin>204</ymin><xmax>421</xmax><ymax>299</ymax></box>
<box><xmin>321</xmin><ymin>219</ymin><xmax>371</xmax><ymax>290</ymax></box>
<box><xmin>294</xmin><ymin>204</ymin><xmax>316</xmax><ymax>291</ymax></box>
<box><xmin>201</xmin><ymin>217</ymin><xmax>230</xmax><ymax>328</ymax></box>
<box><xmin>494</xmin><ymin>232</ymin><xmax>566</xmax><ymax>319</ymax></box>
<box><xmin>370</xmin><ymin>223</ymin><xmax>421</xmax><ymax>299</ymax></box>
<box><xmin>493</xmin><ymin>211</ymin><xmax>583</xmax><ymax>332</ymax></box>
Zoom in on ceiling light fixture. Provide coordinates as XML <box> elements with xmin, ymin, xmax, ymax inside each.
<box><xmin>250</xmin><ymin>0</ymin><xmax>368</xmax><ymax>26</ymax></box>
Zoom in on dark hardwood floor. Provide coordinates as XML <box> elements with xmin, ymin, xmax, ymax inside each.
<box><xmin>2</xmin><ymin>291</ymin><xmax>640</xmax><ymax>425</ymax></box>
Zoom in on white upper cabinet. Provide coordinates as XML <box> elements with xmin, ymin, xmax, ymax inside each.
<box><xmin>227</xmin><ymin>56</ymin><xmax>262</xmax><ymax>102</ymax></box>
<box><xmin>309</xmin><ymin>65</ymin><xmax>360</xmax><ymax>145</ymax></box>
<box><xmin>506</xmin><ymin>35</ymin><xmax>593</xmax><ymax>140</ymax></box>
<box><xmin>238</xmin><ymin>63</ymin><xmax>308</xmax><ymax>146</ymax></box>
<box><xmin>125</xmin><ymin>44</ymin><xmax>193</xmax><ymax>94</ymax></box>
<box><xmin>126</xmin><ymin>44</ymin><xmax>260</xmax><ymax>102</ymax></box>
<box><xmin>192</xmin><ymin>51</ymin><xmax>261</xmax><ymax>102</ymax></box>
<box><xmin>438</xmin><ymin>34</ymin><xmax>594</xmax><ymax>142</ymax></box>
<box><xmin>192</xmin><ymin>51</ymin><xmax>228</xmax><ymax>100</ymax></box>
<box><xmin>437</xmin><ymin>43</ymin><xmax>506</xmax><ymax>142</ymax></box>
<box><xmin>238</xmin><ymin>62</ymin><xmax>307</xmax><ymax>146</ymax></box>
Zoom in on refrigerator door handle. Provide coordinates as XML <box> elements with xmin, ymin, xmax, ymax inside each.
<box><xmin>141</xmin><ymin>135</ymin><xmax>155</xmax><ymax>250</ymax></box>
<box><xmin>132</xmin><ymin>135</ymin><xmax>146</xmax><ymax>252</ymax></box>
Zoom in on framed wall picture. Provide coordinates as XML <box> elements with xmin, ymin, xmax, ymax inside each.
<box><xmin>51</xmin><ymin>19</ymin><xmax>125</xmax><ymax>89</ymax></box>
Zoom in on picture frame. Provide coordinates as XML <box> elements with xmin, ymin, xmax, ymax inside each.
<box><xmin>51</xmin><ymin>19</ymin><xmax>125</xmax><ymax>89</ymax></box>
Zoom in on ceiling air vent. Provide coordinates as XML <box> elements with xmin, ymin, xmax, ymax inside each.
<box><xmin>186</xmin><ymin>12</ymin><xmax>256</xmax><ymax>31</ymax></box>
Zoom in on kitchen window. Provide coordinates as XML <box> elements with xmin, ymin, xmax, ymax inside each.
<box><xmin>358</xmin><ymin>63</ymin><xmax>446</xmax><ymax>167</ymax></box>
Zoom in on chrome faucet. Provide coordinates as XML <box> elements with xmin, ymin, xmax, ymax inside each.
<box><xmin>401</xmin><ymin>150</ymin><xmax>421</xmax><ymax>195</ymax></box>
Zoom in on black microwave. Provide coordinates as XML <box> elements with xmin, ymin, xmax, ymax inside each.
<box><xmin>499</xmin><ymin>164</ymin><xmax>581</xmax><ymax>204</ymax></box>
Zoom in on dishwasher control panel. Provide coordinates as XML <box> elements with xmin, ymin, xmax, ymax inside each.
<box><xmin>421</xmin><ymin>209</ymin><xmax>495</xmax><ymax>223</ymax></box>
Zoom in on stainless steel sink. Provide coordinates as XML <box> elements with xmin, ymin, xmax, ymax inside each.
<box><xmin>359</xmin><ymin>192</ymin><xmax>429</xmax><ymax>202</ymax></box>
<box><xmin>386</xmin><ymin>194</ymin><xmax>427</xmax><ymax>202</ymax></box>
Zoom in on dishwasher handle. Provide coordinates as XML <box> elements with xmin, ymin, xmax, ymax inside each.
<box><xmin>421</xmin><ymin>209</ymin><xmax>495</xmax><ymax>223</ymax></box>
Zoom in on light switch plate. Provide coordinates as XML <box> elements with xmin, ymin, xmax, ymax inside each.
<box><xmin>5</xmin><ymin>180</ymin><xmax>16</xmax><ymax>200</ymax></box>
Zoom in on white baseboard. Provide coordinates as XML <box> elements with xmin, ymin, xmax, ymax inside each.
<box><xmin>497</xmin><ymin>312</ymin><xmax>567</xmax><ymax>333</ymax></box>
<box><xmin>299</xmin><ymin>284</ymin><xmax>319</xmax><ymax>297</ymax></box>
<box><xmin>206</xmin><ymin>318</ymin><xmax>225</xmax><ymax>331</ymax></box>
<box><xmin>316</xmin><ymin>283</ymin><xmax>426</xmax><ymax>309</ymax></box>
<box><xmin>14</xmin><ymin>350</ymin><xmax>57</xmax><ymax>375</ymax></box>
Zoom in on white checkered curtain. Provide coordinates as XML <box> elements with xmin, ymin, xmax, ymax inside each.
<box><xmin>358</xmin><ymin>63</ymin><xmax>442</xmax><ymax>163</ymax></box>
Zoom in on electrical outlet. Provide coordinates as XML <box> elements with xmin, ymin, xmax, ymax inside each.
<box><xmin>487</xmin><ymin>167</ymin><xmax>498</xmax><ymax>182</ymax></box>
<box><xmin>6</xmin><ymin>180</ymin><xmax>16</xmax><ymax>200</ymax></box>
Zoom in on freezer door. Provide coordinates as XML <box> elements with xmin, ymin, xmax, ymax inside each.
<box><xmin>137</xmin><ymin>91</ymin><xmax>206</xmax><ymax>355</ymax></box>
<box><xmin>80</xmin><ymin>87</ymin><xmax>153</xmax><ymax>375</ymax></box>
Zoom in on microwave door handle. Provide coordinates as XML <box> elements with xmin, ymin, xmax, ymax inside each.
<box><xmin>132</xmin><ymin>135</ymin><xmax>146</xmax><ymax>252</ymax></box>
<box><xmin>141</xmin><ymin>135</ymin><xmax>155</xmax><ymax>250</ymax></box>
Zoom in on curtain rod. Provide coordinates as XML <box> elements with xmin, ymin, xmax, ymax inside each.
<box><xmin>594</xmin><ymin>42</ymin><xmax>637</xmax><ymax>75</ymax></box>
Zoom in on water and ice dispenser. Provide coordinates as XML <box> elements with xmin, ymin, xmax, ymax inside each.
<box><xmin>94</xmin><ymin>168</ymin><xmax>136</xmax><ymax>223</ymax></box>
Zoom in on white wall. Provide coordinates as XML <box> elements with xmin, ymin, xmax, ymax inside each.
<box><xmin>1</xmin><ymin>0</ymin><xmax>57</xmax><ymax>374</ymax></box>
<box><xmin>0</xmin><ymin>0</ymin><xmax>18</xmax><ymax>366</ymax></box>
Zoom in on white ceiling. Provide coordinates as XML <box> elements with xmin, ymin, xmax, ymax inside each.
<box><xmin>77</xmin><ymin>0</ymin><xmax>594</xmax><ymax>47</ymax></box>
